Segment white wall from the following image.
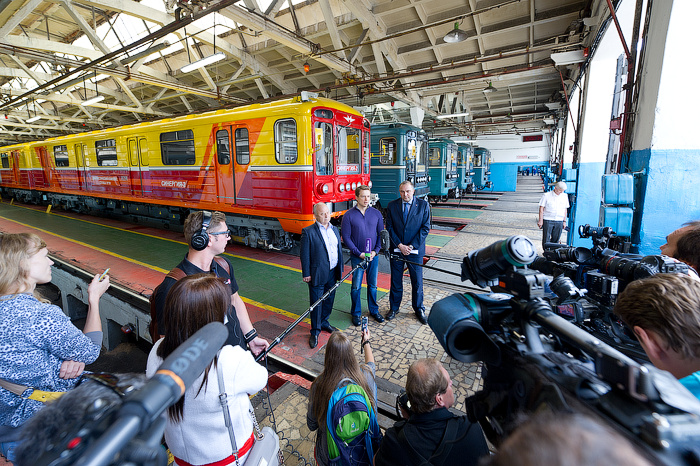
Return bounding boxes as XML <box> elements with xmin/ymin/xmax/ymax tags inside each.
<box><xmin>454</xmin><ymin>134</ymin><xmax>550</xmax><ymax>163</ymax></box>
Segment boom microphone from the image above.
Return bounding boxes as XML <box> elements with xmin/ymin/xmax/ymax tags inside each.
<box><xmin>73</xmin><ymin>322</ymin><xmax>228</xmax><ymax>466</ymax></box>
<box><xmin>380</xmin><ymin>229</ymin><xmax>391</xmax><ymax>255</ymax></box>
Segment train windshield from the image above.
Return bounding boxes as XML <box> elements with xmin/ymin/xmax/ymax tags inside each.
<box><xmin>314</xmin><ymin>122</ymin><xmax>334</xmax><ymax>175</ymax></box>
<box><xmin>446</xmin><ymin>144</ymin><xmax>456</xmax><ymax>173</ymax></box>
<box><xmin>337</xmin><ymin>126</ymin><xmax>361</xmax><ymax>175</ymax></box>
<box><xmin>416</xmin><ymin>136</ymin><xmax>427</xmax><ymax>173</ymax></box>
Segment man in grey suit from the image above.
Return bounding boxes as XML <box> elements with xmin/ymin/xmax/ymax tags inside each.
<box><xmin>385</xmin><ymin>181</ymin><xmax>431</xmax><ymax>324</ymax></box>
<box><xmin>301</xmin><ymin>202</ymin><xmax>343</xmax><ymax>348</ymax></box>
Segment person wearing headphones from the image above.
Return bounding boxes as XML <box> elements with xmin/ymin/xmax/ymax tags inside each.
<box><xmin>152</xmin><ymin>211</ymin><xmax>269</xmax><ymax>356</ymax></box>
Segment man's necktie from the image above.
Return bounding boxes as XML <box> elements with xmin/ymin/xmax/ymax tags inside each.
<box><xmin>403</xmin><ymin>202</ymin><xmax>409</xmax><ymax>222</ymax></box>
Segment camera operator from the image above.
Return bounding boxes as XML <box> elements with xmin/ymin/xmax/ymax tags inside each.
<box><xmin>674</xmin><ymin>223</ymin><xmax>700</xmax><ymax>272</ymax></box>
<box><xmin>479</xmin><ymin>413</ymin><xmax>652</xmax><ymax>466</ymax></box>
<box><xmin>374</xmin><ymin>359</ymin><xmax>489</xmax><ymax>466</ymax></box>
<box><xmin>614</xmin><ymin>273</ymin><xmax>700</xmax><ymax>399</ymax></box>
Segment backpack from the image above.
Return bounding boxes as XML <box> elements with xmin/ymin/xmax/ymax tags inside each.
<box><xmin>326</xmin><ymin>377</ymin><xmax>383</xmax><ymax>466</ymax></box>
<box><xmin>148</xmin><ymin>257</ymin><xmax>231</xmax><ymax>342</ymax></box>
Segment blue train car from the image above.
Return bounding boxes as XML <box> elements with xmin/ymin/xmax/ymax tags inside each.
<box><xmin>370</xmin><ymin>122</ymin><xmax>429</xmax><ymax>207</ymax></box>
<box><xmin>473</xmin><ymin>146</ymin><xmax>493</xmax><ymax>189</ymax></box>
<box><xmin>456</xmin><ymin>143</ymin><xmax>475</xmax><ymax>195</ymax></box>
<box><xmin>428</xmin><ymin>137</ymin><xmax>458</xmax><ymax>202</ymax></box>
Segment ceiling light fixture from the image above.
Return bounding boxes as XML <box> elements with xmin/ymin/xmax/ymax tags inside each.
<box><xmin>436</xmin><ymin>112</ymin><xmax>470</xmax><ymax>119</ymax></box>
<box><xmin>483</xmin><ymin>81</ymin><xmax>498</xmax><ymax>93</ymax></box>
<box><xmin>443</xmin><ymin>22</ymin><xmax>468</xmax><ymax>43</ymax></box>
<box><xmin>303</xmin><ymin>62</ymin><xmax>310</xmax><ymax>73</ymax></box>
<box><xmin>81</xmin><ymin>95</ymin><xmax>105</xmax><ymax>106</ymax></box>
<box><xmin>26</xmin><ymin>115</ymin><xmax>41</xmax><ymax>123</ymax></box>
<box><xmin>181</xmin><ymin>52</ymin><xmax>226</xmax><ymax>73</ymax></box>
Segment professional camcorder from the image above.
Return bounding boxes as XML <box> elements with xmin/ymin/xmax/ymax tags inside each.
<box><xmin>428</xmin><ymin>235</ymin><xmax>700</xmax><ymax>465</ymax></box>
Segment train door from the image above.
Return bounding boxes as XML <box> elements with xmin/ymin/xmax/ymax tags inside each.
<box><xmin>10</xmin><ymin>151</ymin><xmax>20</xmax><ymax>184</ymax></box>
<box><xmin>127</xmin><ymin>137</ymin><xmax>148</xmax><ymax>196</ymax></box>
<box><xmin>406</xmin><ymin>132</ymin><xmax>417</xmax><ymax>178</ymax></box>
<box><xmin>74</xmin><ymin>143</ymin><xmax>89</xmax><ymax>191</ymax></box>
<box><xmin>36</xmin><ymin>146</ymin><xmax>51</xmax><ymax>187</ymax></box>
<box><xmin>217</xmin><ymin>126</ymin><xmax>252</xmax><ymax>206</ymax></box>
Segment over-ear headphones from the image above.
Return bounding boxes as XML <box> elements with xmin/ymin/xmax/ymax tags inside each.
<box><xmin>190</xmin><ymin>211</ymin><xmax>212</xmax><ymax>251</ymax></box>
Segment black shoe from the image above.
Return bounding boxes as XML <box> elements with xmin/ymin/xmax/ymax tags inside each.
<box><xmin>416</xmin><ymin>309</ymin><xmax>428</xmax><ymax>325</ymax></box>
<box><xmin>321</xmin><ymin>324</ymin><xmax>339</xmax><ymax>333</ymax></box>
<box><xmin>352</xmin><ymin>316</ymin><xmax>361</xmax><ymax>326</ymax></box>
<box><xmin>309</xmin><ymin>334</ymin><xmax>318</xmax><ymax>349</ymax></box>
<box><xmin>385</xmin><ymin>310</ymin><xmax>398</xmax><ymax>321</ymax></box>
<box><xmin>371</xmin><ymin>313</ymin><xmax>385</xmax><ymax>323</ymax></box>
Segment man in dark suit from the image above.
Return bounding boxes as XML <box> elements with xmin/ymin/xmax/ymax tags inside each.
<box><xmin>385</xmin><ymin>180</ymin><xmax>431</xmax><ymax>324</ymax></box>
<box><xmin>301</xmin><ymin>202</ymin><xmax>343</xmax><ymax>348</ymax></box>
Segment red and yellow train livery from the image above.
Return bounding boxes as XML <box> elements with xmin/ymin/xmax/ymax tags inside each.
<box><xmin>0</xmin><ymin>93</ymin><xmax>371</xmax><ymax>249</ymax></box>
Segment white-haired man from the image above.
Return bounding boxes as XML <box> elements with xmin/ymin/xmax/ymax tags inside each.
<box><xmin>537</xmin><ymin>181</ymin><xmax>569</xmax><ymax>250</ymax></box>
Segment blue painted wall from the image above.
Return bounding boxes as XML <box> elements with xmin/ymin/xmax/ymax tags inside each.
<box><xmin>629</xmin><ymin>148</ymin><xmax>700</xmax><ymax>255</ymax></box>
<box><xmin>490</xmin><ymin>162</ymin><xmax>519</xmax><ymax>192</ymax></box>
<box><xmin>569</xmin><ymin>162</ymin><xmax>606</xmax><ymax>247</ymax></box>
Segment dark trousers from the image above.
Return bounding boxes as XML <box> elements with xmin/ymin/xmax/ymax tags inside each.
<box><xmin>309</xmin><ymin>272</ymin><xmax>337</xmax><ymax>336</ymax></box>
<box><xmin>542</xmin><ymin>219</ymin><xmax>564</xmax><ymax>249</ymax></box>
<box><xmin>389</xmin><ymin>254</ymin><xmax>424</xmax><ymax>313</ymax></box>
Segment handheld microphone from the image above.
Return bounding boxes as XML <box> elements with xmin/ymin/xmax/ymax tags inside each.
<box><xmin>365</xmin><ymin>238</ymin><xmax>372</xmax><ymax>261</ymax></box>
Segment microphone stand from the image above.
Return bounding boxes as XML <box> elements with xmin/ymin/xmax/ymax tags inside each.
<box><xmin>255</xmin><ymin>261</ymin><xmax>366</xmax><ymax>362</ymax></box>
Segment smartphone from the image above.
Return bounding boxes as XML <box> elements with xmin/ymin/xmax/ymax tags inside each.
<box><xmin>98</xmin><ymin>268</ymin><xmax>110</xmax><ymax>282</ymax></box>
<box><xmin>361</xmin><ymin>316</ymin><xmax>368</xmax><ymax>332</ymax></box>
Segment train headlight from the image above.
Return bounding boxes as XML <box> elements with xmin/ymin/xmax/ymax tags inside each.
<box><xmin>368</xmin><ymin>180</ymin><xmax>373</xmax><ymax>188</ymax></box>
<box><xmin>351</xmin><ymin>182</ymin><xmax>357</xmax><ymax>190</ymax></box>
<box><xmin>318</xmin><ymin>183</ymin><xmax>330</xmax><ymax>194</ymax></box>
<box><xmin>339</xmin><ymin>184</ymin><xmax>345</xmax><ymax>192</ymax></box>
<box><xmin>345</xmin><ymin>182</ymin><xmax>351</xmax><ymax>191</ymax></box>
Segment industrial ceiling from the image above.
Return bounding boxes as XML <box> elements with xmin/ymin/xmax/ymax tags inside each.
<box><xmin>0</xmin><ymin>0</ymin><xmax>614</xmax><ymax>144</ymax></box>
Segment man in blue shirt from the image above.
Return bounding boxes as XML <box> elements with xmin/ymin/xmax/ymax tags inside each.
<box><xmin>341</xmin><ymin>185</ymin><xmax>385</xmax><ymax>325</ymax></box>
<box><xmin>614</xmin><ymin>273</ymin><xmax>700</xmax><ymax>400</ymax></box>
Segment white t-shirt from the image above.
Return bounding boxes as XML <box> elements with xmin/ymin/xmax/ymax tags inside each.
<box><xmin>539</xmin><ymin>190</ymin><xmax>570</xmax><ymax>221</ymax></box>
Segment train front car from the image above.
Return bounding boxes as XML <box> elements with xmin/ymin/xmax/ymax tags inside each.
<box><xmin>472</xmin><ymin>146</ymin><xmax>493</xmax><ymax>190</ymax></box>
<box><xmin>305</xmin><ymin>96</ymin><xmax>371</xmax><ymax>230</ymax></box>
<box><xmin>369</xmin><ymin>122</ymin><xmax>429</xmax><ymax>208</ymax></box>
<box><xmin>427</xmin><ymin>137</ymin><xmax>458</xmax><ymax>202</ymax></box>
<box><xmin>456</xmin><ymin>142</ymin><xmax>475</xmax><ymax>195</ymax></box>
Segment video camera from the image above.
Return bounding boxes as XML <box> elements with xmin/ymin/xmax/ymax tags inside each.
<box><xmin>428</xmin><ymin>235</ymin><xmax>700</xmax><ymax>465</ymax></box>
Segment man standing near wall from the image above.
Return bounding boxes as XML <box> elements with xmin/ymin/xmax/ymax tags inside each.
<box><xmin>537</xmin><ymin>181</ymin><xmax>569</xmax><ymax>250</ymax></box>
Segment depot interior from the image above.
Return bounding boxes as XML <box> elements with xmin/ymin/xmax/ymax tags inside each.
<box><xmin>0</xmin><ymin>0</ymin><xmax>696</xmax><ymax>250</ymax></box>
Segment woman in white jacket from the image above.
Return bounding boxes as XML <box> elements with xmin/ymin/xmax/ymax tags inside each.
<box><xmin>146</xmin><ymin>273</ymin><xmax>268</xmax><ymax>466</ymax></box>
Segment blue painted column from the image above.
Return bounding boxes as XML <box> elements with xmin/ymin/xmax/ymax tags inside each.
<box><xmin>626</xmin><ymin>0</ymin><xmax>700</xmax><ymax>254</ymax></box>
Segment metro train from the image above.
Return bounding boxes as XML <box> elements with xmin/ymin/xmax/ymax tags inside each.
<box><xmin>456</xmin><ymin>142</ymin><xmax>475</xmax><ymax>195</ymax></box>
<box><xmin>472</xmin><ymin>146</ymin><xmax>493</xmax><ymax>189</ymax></box>
<box><xmin>0</xmin><ymin>94</ymin><xmax>371</xmax><ymax>250</ymax></box>
<box><xmin>427</xmin><ymin>137</ymin><xmax>458</xmax><ymax>202</ymax></box>
<box><xmin>369</xmin><ymin>122</ymin><xmax>429</xmax><ymax>207</ymax></box>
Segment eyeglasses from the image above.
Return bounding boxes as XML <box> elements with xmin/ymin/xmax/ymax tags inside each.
<box><xmin>210</xmin><ymin>230</ymin><xmax>231</xmax><ymax>237</ymax></box>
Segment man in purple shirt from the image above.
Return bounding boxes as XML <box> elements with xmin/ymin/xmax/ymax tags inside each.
<box><xmin>341</xmin><ymin>185</ymin><xmax>385</xmax><ymax>325</ymax></box>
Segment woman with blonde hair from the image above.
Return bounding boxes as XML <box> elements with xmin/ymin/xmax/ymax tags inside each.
<box><xmin>307</xmin><ymin>329</ymin><xmax>380</xmax><ymax>465</ymax></box>
<box><xmin>0</xmin><ymin>233</ymin><xmax>110</xmax><ymax>461</ymax></box>
<box><xmin>146</xmin><ymin>273</ymin><xmax>268</xmax><ymax>466</ymax></box>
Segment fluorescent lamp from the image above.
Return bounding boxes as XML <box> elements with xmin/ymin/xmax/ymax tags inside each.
<box><xmin>551</xmin><ymin>50</ymin><xmax>585</xmax><ymax>66</ymax></box>
<box><xmin>81</xmin><ymin>95</ymin><xmax>105</xmax><ymax>106</ymax></box>
<box><xmin>181</xmin><ymin>52</ymin><xmax>226</xmax><ymax>73</ymax></box>
<box><xmin>436</xmin><ymin>112</ymin><xmax>469</xmax><ymax>119</ymax></box>
<box><xmin>26</xmin><ymin>115</ymin><xmax>41</xmax><ymax>123</ymax></box>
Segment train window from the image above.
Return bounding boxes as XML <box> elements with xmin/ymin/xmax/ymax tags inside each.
<box><xmin>379</xmin><ymin>138</ymin><xmax>397</xmax><ymax>165</ymax></box>
<box><xmin>1</xmin><ymin>153</ymin><xmax>8</xmax><ymax>169</ymax></box>
<box><xmin>429</xmin><ymin>147</ymin><xmax>441</xmax><ymax>166</ymax></box>
<box><xmin>314</xmin><ymin>122</ymin><xmax>333</xmax><ymax>175</ymax></box>
<box><xmin>363</xmin><ymin>131</ymin><xmax>370</xmax><ymax>174</ymax></box>
<box><xmin>216</xmin><ymin>130</ymin><xmax>230</xmax><ymax>165</ymax></box>
<box><xmin>95</xmin><ymin>139</ymin><xmax>118</xmax><ymax>167</ymax></box>
<box><xmin>274</xmin><ymin>119</ymin><xmax>297</xmax><ymax>164</ymax></box>
<box><xmin>337</xmin><ymin>127</ymin><xmax>360</xmax><ymax>174</ymax></box>
<box><xmin>161</xmin><ymin>130</ymin><xmax>195</xmax><ymax>165</ymax></box>
<box><xmin>314</xmin><ymin>109</ymin><xmax>333</xmax><ymax>119</ymax></box>
<box><xmin>53</xmin><ymin>145</ymin><xmax>69</xmax><ymax>167</ymax></box>
<box><xmin>235</xmin><ymin>128</ymin><xmax>250</xmax><ymax>165</ymax></box>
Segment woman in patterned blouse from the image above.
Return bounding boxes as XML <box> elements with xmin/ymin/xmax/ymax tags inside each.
<box><xmin>0</xmin><ymin>233</ymin><xmax>110</xmax><ymax>462</ymax></box>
